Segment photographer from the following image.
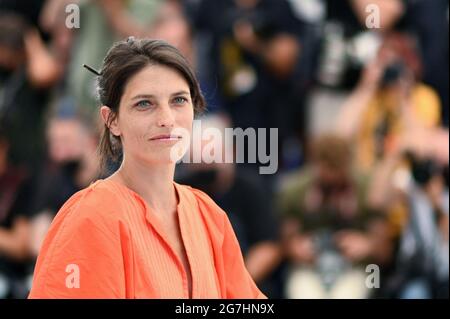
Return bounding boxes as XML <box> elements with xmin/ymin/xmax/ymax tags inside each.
<box><xmin>0</xmin><ymin>11</ymin><xmax>60</xmax><ymax>172</ymax></box>
<box><xmin>194</xmin><ymin>0</ymin><xmax>308</xmax><ymax>161</ymax></box>
<box><xmin>317</xmin><ymin>0</ymin><xmax>406</xmax><ymax>89</ymax></box>
<box><xmin>335</xmin><ymin>32</ymin><xmax>442</xmax><ymax>173</ymax></box>
<box><xmin>369</xmin><ymin>127</ymin><xmax>449</xmax><ymax>298</ymax></box>
<box><xmin>279</xmin><ymin>134</ymin><xmax>392</xmax><ymax>298</ymax></box>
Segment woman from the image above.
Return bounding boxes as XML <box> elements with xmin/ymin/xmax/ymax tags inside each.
<box><xmin>28</xmin><ymin>38</ymin><xmax>266</xmax><ymax>299</ymax></box>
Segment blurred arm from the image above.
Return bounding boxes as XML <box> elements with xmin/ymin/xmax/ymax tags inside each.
<box><xmin>29</xmin><ymin>211</ymin><xmax>53</xmax><ymax>257</ymax></box>
<box><xmin>281</xmin><ymin>218</ymin><xmax>316</xmax><ymax>265</ymax></box>
<box><xmin>245</xmin><ymin>241</ymin><xmax>282</xmax><ymax>283</ymax></box>
<box><xmin>233</xmin><ymin>22</ymin><xmax>301</xmax><ymax>79</ymax></box>
<box><xmin>335</xmin><ymin>60</ymin><xmax>383</xmax><ymax>139</ymax></box>
<box><xmin>334</xmin><ymin>221</ymin><xmax>393</xmax><ymax>265</ymax></box>
<box><xmin>368</xmin><ymin>126</ymin><xmax>446</xmax><ymax>210</ymax></box>
<box><xmin>367</xmin><ymin>147</ymin><xmax>404</xmax><ymax>210</ymax></box>
<box><xmin>24</xmin><ymin>29</ymin><xmax>63</xmax><ymax>89</ymax></box>
<box><xmin>97</xmin><ymin>0</ymin><xmax>151</xmax><ymax>38</ymax></box>
<box><xmin>0</xmin><ymin>217</ymin><xmax>31</xmax><ymax>261</ymax></box>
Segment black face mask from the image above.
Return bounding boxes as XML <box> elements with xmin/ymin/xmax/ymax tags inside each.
<box><xmin>61</xmin><ymin>160</ymin><xmax>81</xmax><ymax>179</ymax></box>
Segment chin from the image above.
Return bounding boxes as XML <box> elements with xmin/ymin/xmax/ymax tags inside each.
<box><xmin>142</xmin><ymin>153</ymin><xmax>184</xmax><ymax>166</ymax></box>
<box><xmin>135</xmin><ymin>142</ymin><xmax>188</xmax><ymax>165</ymax></box>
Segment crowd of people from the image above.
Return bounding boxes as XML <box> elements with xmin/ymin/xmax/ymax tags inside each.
<box><xmin>0</xmin><ymin>0</ymin><xmax>448</xmax><ymax>299</ymax></box>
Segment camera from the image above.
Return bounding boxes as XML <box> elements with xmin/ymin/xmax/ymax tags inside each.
<box><xmin>405</xmin><ymin>152</ymin><xmax>443</xmax><ymax>186</ymax></box>
<box><xmin>381</xmin><ymin>61</ymin><xmax>406</xmax><ymax>86</ymax></box>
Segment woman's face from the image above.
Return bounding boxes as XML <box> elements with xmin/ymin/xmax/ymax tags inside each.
<box><xmin>105</xmin><ymin>64</ymin><xmax>194</xmax><ymax>165</ymax></box>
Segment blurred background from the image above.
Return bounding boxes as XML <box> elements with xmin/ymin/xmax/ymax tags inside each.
<box><xmin>0</xmin><ymin>0</ymin><xmax>448</xmax><ymax>299</ymax></box>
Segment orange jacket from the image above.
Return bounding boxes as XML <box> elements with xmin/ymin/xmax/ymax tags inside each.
<box><xmin>28</xmin><ymin>179</ymin><xmax>266</xmax><ymax>299</ymax></box>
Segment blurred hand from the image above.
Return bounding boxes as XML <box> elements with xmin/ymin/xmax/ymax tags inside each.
<box><xmin>233</xmin><ymin>20</ymin><xmax>260</xmax><ymax>54</ymax></box>
<box><xmin>286</xmin><ymin>234</ymin><xmax>316</xmax><ymax>265</ymax></box>
<box><xmin>431</xmin><ymin>129</ymin><xmax>450</xmax><ymax>165</ymax></box>
<box><xmin>334</xmin><ymin>231</ymin><xmax>373</xmax><ymax>262</ymax></box>
<box><xmin>395</xmin><ymin>127</ymin><xmax>434</xmax><ymax>160</ymax></box>
<box><xmin>425</xmin><ymin>175</ymin><xmax>445</xmax><ymax>208</ymax></box>
<box><xmin>39</xmin><ymin>0</ymin><xmax>74</xmax><ymax>32</ymax></box>
<box><xmin>24</xmin><ymin>28</ymin><xmax>62</xmax><ymax>88</ymax></box>
<box><xmin>359</xmin><ymin>59</ymin><xmax>385</xmax><ymax>90</ymax></box>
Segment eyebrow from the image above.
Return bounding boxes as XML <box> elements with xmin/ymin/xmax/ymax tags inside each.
<box><xmin>130</xmin><ymin>91</ymin><xmax>190</xmax><ymax>100</ymax></box>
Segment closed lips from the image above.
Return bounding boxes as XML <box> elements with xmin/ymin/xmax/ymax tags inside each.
<box><xmin>149</xmin><ymin>135</ymin><xmax>182</xmax><ymax>140</ymax></box>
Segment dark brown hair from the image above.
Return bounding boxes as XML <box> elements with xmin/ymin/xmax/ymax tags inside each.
<box><xmin>95</xmin><ymin>37</ymin><xmax>206</xmax><ymax>169</ymax></box>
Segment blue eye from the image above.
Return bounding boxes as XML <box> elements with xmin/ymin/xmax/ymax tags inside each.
<box><xmin>136</xmin><ymin>100</ymin><xmax>152</xmax><ymax>109</ymax></box>
<box><xmin>173</xmin><ymin>97</ymin><xmax>188</xmax><ymax>105</ymax></box>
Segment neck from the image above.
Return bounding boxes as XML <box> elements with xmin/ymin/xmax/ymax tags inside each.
<box><xmin>111</xmin><ymin>155</ymin><xmax>178</xmax><ymax>216</ymax></box>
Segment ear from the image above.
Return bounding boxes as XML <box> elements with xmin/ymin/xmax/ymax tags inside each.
<box><xmin>100</xmin><ymin>106</ymin><xmax>121</xmax><ymax>137</ymax></box>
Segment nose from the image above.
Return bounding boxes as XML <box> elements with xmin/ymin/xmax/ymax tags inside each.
<box><xmin>156</xmin><ymin>104</ymin><xmax>175</xmax><ymax>128</ymax></box>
